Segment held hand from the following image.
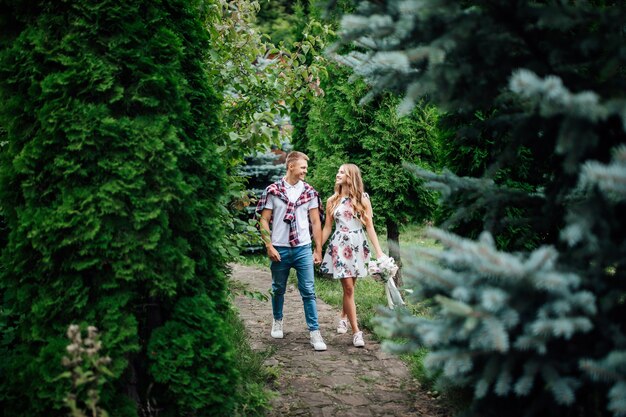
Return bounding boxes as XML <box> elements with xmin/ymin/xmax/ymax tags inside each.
<box><xmin>313</xmin><ymin>250</ymin><xmax>322</xmax><ymax>265</ymax></box>
<box><xmin>267</xmin><ymin>246</ymin><xmax>281</xmax><ymax>262</ymax></box>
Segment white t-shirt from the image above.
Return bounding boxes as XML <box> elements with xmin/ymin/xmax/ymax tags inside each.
<box><xmin>265</xmin><ymin>180</ymin><xmax>319</xmax><ymax>247</ymax></box>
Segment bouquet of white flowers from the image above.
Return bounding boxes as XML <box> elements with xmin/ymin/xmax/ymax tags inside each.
<box><xmin>368</xmin><ymin>255</ymin><xmax>404</xmax><ymax>309</ymax></box>
<box><xmin>368</xmin><ymin>255</ymin><xmax>399</xmax><ymax>282</ymax></box>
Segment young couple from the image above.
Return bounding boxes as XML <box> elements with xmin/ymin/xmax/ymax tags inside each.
<box><xmin>256</xmin><ymin>151</ymin><xmax>385</xmax><ymax>351</ymax></box>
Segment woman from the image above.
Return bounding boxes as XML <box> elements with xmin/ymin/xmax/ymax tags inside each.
<box><xmin>320</xmin><ymin>164</ymin><xmax>385</xmax><ymax>347</ymax></box>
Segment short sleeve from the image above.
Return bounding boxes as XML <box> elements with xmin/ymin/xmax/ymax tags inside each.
<box><xmin>265</xmin><ymin>194</ymin><xmax>275</xmax><ymax>209</ymax></box>
<box><xmin>308</xmin><ymin>197</ymin><xmax>319</xmax><ymax>210</ymax></box>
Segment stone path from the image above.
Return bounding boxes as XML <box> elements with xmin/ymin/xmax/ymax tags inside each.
<box><xmin>230</xmin><ymin>264</ymin><xmax>447</xmax><ymax>417</ymax></box>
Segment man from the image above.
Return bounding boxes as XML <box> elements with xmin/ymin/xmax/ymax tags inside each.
<box><xmin>256</xmin><ymin>151</ymin><xmax>327</xmax><ymax>351</ymax></box>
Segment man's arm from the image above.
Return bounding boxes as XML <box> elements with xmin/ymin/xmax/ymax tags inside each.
<box><xmin>259</xmin><ymin>208</ymin><xmax>281</xmax><ymax>262</ymax></box>
<box><xmin>309</xmin><ymin>207</ymin><xmax>322</xmax><ymax>265</ymax></box>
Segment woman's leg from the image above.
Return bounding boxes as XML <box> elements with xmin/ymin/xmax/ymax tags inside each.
<box><xmin>340</xmin><ymin>306</ymin><xmax>347</xmax><ymax>320</ymax></box>
<box><xmin>341</xmin><ymin>277</ymin><xmax>359</xmax><ymax>333</ymax></box>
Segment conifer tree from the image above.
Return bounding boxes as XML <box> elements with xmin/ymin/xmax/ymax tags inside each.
<box><xmin>0</xmin><ymin>1</ymin><xmax>239</xmax><ymax>415</ymax></box>
<box><xmin>328</xmin><ymin>1</ymin><xmax>626</xmax><ymax>416</ymax></box>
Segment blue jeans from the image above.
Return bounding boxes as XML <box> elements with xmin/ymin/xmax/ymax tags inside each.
<box><xmin>270</xmin><ymin>244</ymin><xmax>319</xmax><ymax>331</ymax></box>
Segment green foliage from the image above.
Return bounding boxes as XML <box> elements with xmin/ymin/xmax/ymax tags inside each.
<box><xmin>255</xmin><ymin>0</ymin><xmax>299</xmax><ymax>46</ymax></box>
<box><xmin>329</xmin><ymin>1</ymin><xmax>626</xmax><ymax>416</ymax></box>
<box><xmin>379</xmin><ymin>229</ymin><xmax>603</xmax><ymax>415</ymax></box>
<box><xmin>0</xmin><ymin>0</ymin><xmax>239</xmax><ymax>415</ymax></box>
<box><xmin>148</xmin><ymin>295</ymin><xmax>239</xmax><ymax>416</ymax></box>
<box><xmin>401</xmin><ymin>347</ymin><xmax>440</xmax><ymax>396</ymax></box>
<box><xmin>306</xmin><ymin>64</ymin><xmax>441</xmax><ymax>230</ymax></box>
<box><xmin>207</xmin><ymin>0</ymin><xmax>333</xmax><ymax>164</ymax></box>
<box><xmin>435</xmin><ymin>109</ymin><xmax>548</xmax><ymax>251</ymax></box>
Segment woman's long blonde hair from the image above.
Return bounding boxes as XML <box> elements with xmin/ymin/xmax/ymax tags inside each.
<box><xmin>327</xmin><ymin>164</ymin><xmax>368</xmax><ymax>224</ymax></box>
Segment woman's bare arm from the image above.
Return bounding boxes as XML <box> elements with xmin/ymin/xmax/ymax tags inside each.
<box><xmin>363</xmin><ymin>197</ymin><xmax>384</xmax><ymax>258</ymax></box>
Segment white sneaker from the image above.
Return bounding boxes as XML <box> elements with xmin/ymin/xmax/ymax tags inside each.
<box><xmin>337</xmin><ymin>318</ymin><xmax>348</xmax><ymax>334</ymax></box>
<box><xmin>271</xmin><ymin>319</ymin><xmax>283</xmax><ymax>339</ymax></box>
<box><xmin>309</xmin><ymin>330</ymin><xmax>327</xmax><ymax>351</ymax></box>
<box><xmin>353</xmin><ymin>331</ymin><xmax>365</xmax><ymax>347</ymax></box>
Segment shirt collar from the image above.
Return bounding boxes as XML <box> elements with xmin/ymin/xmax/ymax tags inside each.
<box><xmin>282</xmin><ymin>178</ymin><xmax>302</xmax><ymax>189</ymax></box>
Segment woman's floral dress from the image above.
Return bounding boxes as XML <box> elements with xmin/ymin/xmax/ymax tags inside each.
<box><xmin>320</xmin><ymin>197</ymin><xmax>371</xmax><ymax>279</ymax></box>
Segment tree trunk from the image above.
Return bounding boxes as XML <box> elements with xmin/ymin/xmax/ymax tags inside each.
<box><xmin>127</xmin><ymin>297</ymin><xmax>164</xmax><ymax>413</ymax></box>
<box><xmin>386</xmin><ymin>219</ymin><xmax>402</xmax><ymax>286</ymax></box>
<box><xmin>125</xmin><ymin>359</ymin><xmax>141</xmax><ymax>410</ymax></box>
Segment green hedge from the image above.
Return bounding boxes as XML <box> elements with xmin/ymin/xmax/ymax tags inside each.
<box><xmin>0</xmin><ymin>1</ymin><xmax>238</xmax><ymax>415</ymax></box>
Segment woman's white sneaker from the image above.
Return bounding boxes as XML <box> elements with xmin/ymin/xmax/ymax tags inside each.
<box><xmin>353</xmin><ymin>331</ymin><xmax>365</xmax><ymax>347</ymax></box>
<box><xmin>271</xmin><ymin>319</ymin><xmax>284</xmax><ymax>339</ymax></box>
<box><xmin>337</xmin><ymin>318</ymin><xmax>348</xmax><ymax>334</ymax></box>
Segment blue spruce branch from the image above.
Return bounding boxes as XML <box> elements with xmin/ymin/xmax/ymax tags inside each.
<box><xmin>375</xmin><ymin>226</ymin><xmax>597</xmax><ymax>405</ymax></box>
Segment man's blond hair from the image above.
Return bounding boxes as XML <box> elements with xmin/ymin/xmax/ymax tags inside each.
<box><xmin>285</xmin><ymin>151</ymin><xmax>309</xmax><ymax>168</ymax></box>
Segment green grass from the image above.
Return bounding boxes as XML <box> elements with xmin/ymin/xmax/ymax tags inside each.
<box><xmin>234</xmin><ymin>252</ymin><xmax>268</xmax><ymax>268</ymax></box>
<box><xmin>314</xmin><ymin>276</ymin><xmax>390</xmax><ymax>334</ymax></box>
<box><xmin>225</xmin><ymin>284</ymin><xmax>277</xmax><ymax>416</ymax></box>
<box><xmin>377</xmin><ymin>222</ymin><xmax>441</xmax><ymax>253</ymax></box>
<box><xmin>401</xmin><ymin>347</ymin><xmax>437</xmax><ymax>388</ymax></box>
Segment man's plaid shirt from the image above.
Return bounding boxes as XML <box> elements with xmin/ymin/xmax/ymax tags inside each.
<box><xmin>256</xmin><ymin>179</ymin><xmax>323</xmax><ymax>247</ymax></box>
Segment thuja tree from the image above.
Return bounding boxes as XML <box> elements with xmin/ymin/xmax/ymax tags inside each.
<box><xmin>0</xmin><ymin>1</ymin><xmax>240</xmax><ymax>416</ymax></box>
<box><xmin>306</xmin><ymin>63</ymin><xmax>441</xmax><ymax>276</ymax></box>
<box><xmin>328</xmin><ymin>1</ymin><xmax>626</xmax><ymax>416</ymax></box>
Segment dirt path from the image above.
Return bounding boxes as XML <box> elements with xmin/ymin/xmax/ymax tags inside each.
<box><xmin>230</xmin><ymin>263</ymin><xmax>447</xmax><ymax>417</ymax></box>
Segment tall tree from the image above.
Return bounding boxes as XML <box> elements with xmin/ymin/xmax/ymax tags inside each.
<box><xmin>328</xmin><ymin>1</ymin><xmax>626</xmax><ymax>416</ymax></box>
<box><xmin>306</xmin><ymin>64</ymin><xmax>441</xmax><ymax>279</ymax></box>
<box><xmin>0</xmin><ymin>1</ymin><xmax>239</xmax><ymax>415</ymax></box>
